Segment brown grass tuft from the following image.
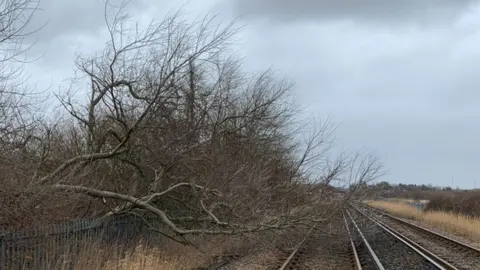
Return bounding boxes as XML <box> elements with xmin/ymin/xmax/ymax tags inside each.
<box><xmin>368</xmin><ymin>200</ymin><xmax>480</xmax><ymax>241</ymax></box>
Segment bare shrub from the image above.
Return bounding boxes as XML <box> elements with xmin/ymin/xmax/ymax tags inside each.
<box><xmin>425</xmin><ymin>191</ymin><xmax>480</xmax><ymax>218</ymax></box>
<box><xmin>0</xmin><ymin>0</ymin><xmax>43</xmax><ymax>141</ymax></box>
<box><xmin>0</xmin><ymin>0</ymin><xmax>50</xmax><ymax>230</ymax></box>
<box><xmin>1</xmin><ymin>1</ymin><xmax>383</xmax><ymax>239</ymax></box>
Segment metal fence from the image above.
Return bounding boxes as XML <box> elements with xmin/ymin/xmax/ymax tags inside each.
<box><xmin>0</xmin><ymin>214</ymin><xmax>157</xmax><ymax>270</ymax></box>
<box><xmin>406</xmin><ymin>201</ymin><xmax>426</xmax><ymax>210</ymax></box>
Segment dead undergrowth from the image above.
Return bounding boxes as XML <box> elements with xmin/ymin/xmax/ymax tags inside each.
<box><xmin>368</xmin><ymin>200</ymin><xmax>480</xmax><ymax>242</ymax></box>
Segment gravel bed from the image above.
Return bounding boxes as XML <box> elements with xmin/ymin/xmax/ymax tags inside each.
<box><xmin>265</xmin><ymin>214</ymin><xmax>357</xmax><ymax>270</ymax></box>
<box><xmin>300</xmin><ymin>214</ymin><xmax>356</xmax><ymax>270</ymax></box>
<box><xmin>367</xmin><ymin>208</ymin><xmax>480</xmax><ymax>270</ymax></box>
<box><xmin>344</xmin><ymin>213</ymin><xmax>378</xmax><ymax>270</ymax></box>
<box><xmin>351</xmin><ymin>240</ymin><xmax>377</xmax><ymax>270</ymax></box>
<box><xmin>217</xmin><ymin>250</ymin><xmax>280</xmax><ymax>270</ymax></box>
<box><xmin>349</xmin><ymin>209</ymin><xmax>438</xmax><ymax>270</ymax></box>
<box><xmin>300</xmin><ymin>233</ymin><xmax>352</xmax><ymax>269</ymax></box>
<box><xmin>212</xmin><ymin>213</ymin><xmax>359</xmax><ymax>269</ymax></box>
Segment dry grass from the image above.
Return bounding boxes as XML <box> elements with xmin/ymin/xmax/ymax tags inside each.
<box><xmin>80</xmin><ymin>246</ymin><xmax>201</xmax><ymax>269</ymax></box>
<box><xmin>7</xmin><ymin>223</ymin><xmax>309</xmax><ymax>269</ymax></box>
<box><xmin>368</xmin><ymin>200</ymin><xmax>480</xmax><ymax>241</ymax></box>
<box><xmin>51</xmin><ymin>239</ymin><xmax>209</xmax><ymax>270</ymax></box>
<box><xmin>30</xmin><ymin>231</ymin><xmax>284</xmax><ymax>270</ymax></box>
<box><xmin>365</xmin><ymin>198</ymin><xmax>428</xmax><ymax>204</ymax></box>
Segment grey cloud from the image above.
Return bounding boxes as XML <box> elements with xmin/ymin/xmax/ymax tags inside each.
<box><xmin>29</xmin><ymin>0</ymin><xmax>152</xmax><ymax>42</ymax></box>
<box><xmin>24</xmin><ymin>0</ymin><xmax>116</xmax><ymax>68</ymax></box>
<box><xmin>23</xmin><ymin>0</ymin><xmax>222</xmax><ymax>88</ymax></box>
<box><xmin>24</xmin><ymin>0</ymin><xmax>157</xmax><ymax>73</ymax></box>
<box><xmin>335</xmin><ymin>115</ymin><xmax>480</xmax><ymax>188</ymax></box>
<box><xmin>232</xmin><ymin>0</ymin><xmax>479</xmax><ymax>26</ymax></box>
<box><xmin>27</xmin><ymin>0</ymin><xmax>105</xmax><ymax>47</ymax></box>
<box><xmin>236</xmin><ymin>12</ymin><xmax>480</xmax><ymax>187</ymax></box>
<box><xmin>17</xmin><ymin>0</ymin><xmax>480</xmax><ymax>188</ymax></box>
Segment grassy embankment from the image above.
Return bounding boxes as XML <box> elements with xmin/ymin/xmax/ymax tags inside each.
<box><xmin>367</xmin><ymin>200</ymin><xmax>480</xmax><ymax>241</ymax></box>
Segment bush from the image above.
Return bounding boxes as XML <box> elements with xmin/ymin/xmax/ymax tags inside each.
<box><xmin>424</xmin><ymin>191</ymin><xmax>480</xmax><ymax>217</ymax></box>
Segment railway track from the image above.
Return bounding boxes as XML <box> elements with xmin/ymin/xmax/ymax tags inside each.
<box><xmin>276</xmin><ymin>223</ymin><xmax>321</xmax><ymax>270</ymax></box>
<box><xmin>276</xmin><ymin>214</ymin><xmax>354</xmax><ymax>270</ymax></box>
<box><xmin>361</xmin><ymin>204</ymin><xmax>480</xmax><ymax>270</ymax></box>
<box><xmin>343</xmin><ymin>210</ymin><xmax>382</xmax><ymax>270</ymax></box>
<box><xmin>346</xmin><ymin>206</ymin><xmax>451</xmax><ymax>269</ymax></box>
<box><xmin>211</xmin><ymin>204</ymin><xmax>480</xmax><ymax>269</ymax></box>
<box><xmin>278</xmin><ymin>204</ymin><xmax>459</xmax><ymax>270</ymax></box>
<box><xmin>276</xmin><ymin>235</ymin><xmax>317</xmax><ymax>270</ymax></box>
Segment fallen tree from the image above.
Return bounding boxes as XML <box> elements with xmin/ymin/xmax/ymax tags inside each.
<box><xmin>2</xmin><ymin>1</ymin><xmax>383</xmax><ymax>235</ymax></box>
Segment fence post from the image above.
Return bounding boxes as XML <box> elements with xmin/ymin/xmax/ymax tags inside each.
<box><xmin>0</xmin><ymin>234</ymin><xmax>4</xmax><ymax>270</ymax></box>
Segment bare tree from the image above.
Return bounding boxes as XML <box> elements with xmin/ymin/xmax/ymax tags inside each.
<box><xmin>0</xmin><ymin>0</ymin><xmax>42</xmax><ymax>142</ymax></box>
<box><xmin>6</xmin><ymin>1</ymin><xmax>384</xmax><ymax>235</ymax></box>
<box><xmin>0</xmin><ymin>0</ymin><xmax>57</xmax><ymax>231</ymax></box>
<box><xmin>0</xmin><ymin>0</ymin><xmax>43</xmax><ymax>183</ymax></box>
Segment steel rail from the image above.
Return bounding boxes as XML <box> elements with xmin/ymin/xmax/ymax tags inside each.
<box><xmin>342</xmin><ymin>211</ymin><xmax>362</xmax><ymax>270</ymax></box>
<box><xmin>351</xmin><ymin>205</ymin><xmax>450</xmax><ymax>270</ymax></box>
<box><xmin>345</xmin><ymin>209</ymin><xmax>385</xmax><ymax>270</ymax></box>
<box><xmin>363</xmin><ymin>204</ymin><xmax>480</xmax><ymax>255</ymax></box>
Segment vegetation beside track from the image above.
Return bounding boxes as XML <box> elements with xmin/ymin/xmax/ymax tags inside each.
<box><xmin>367</xmin><ymin>200</ymin><xmax>480</xmax><ymax>242</ymax></box>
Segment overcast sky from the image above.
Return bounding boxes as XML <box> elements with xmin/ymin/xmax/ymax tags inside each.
<box><xmin>22</xmin><ymin>0</ymin><xmax>480</xmax><ymax>188</ymax></box>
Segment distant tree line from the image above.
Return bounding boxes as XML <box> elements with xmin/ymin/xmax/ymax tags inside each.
<box><xmin>350</xmin><ymin>181</ymin><xmax>465</xmax><ymax>200</ymax></box>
